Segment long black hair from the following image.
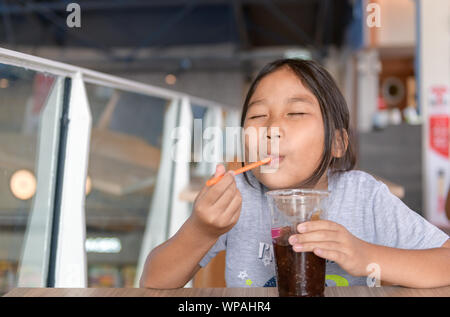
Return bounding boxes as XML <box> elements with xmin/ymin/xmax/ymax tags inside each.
<box><xmin>241</xmin><ymin>58</ymin><xmax>356</xmax><ymax>188</ymax></box>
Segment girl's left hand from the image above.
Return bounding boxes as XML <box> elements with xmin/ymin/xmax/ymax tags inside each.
<box><xmin>288</xmin><ymin>220</ymin><xmax>372</xmax><ymax>277</ymax></box>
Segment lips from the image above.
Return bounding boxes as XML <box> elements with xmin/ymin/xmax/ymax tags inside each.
<box><xmin>267</xmin><ymin>155</ymin><xmax>285</xmax><ymax>167</ymax></box>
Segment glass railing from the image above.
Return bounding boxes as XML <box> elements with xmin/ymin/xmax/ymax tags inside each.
<box><xmin>0</xmin><ymin>47</ymin><xmax>238</xmax><ymax>291</ymax></box>
<box><xmin>0</xmin><ymin>64</ymin><xmax>63</xmax><ymax>294</ymax></box>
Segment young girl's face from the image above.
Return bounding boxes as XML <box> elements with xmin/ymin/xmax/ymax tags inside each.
<box><xmin>243</xmin><ymin>66</ymin><xmax>327</xmax><ymax>190</ymax></box>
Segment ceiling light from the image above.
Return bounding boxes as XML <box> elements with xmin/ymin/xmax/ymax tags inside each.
<box><xmin>10</xmin><ymin>169</ymin><xmax>37</xmax><ymax>200</ymax></box>
<box><xmin>0</xmin><ymin>78</ymin><xmax>9</xmax><ymax>89</ymax></box>
<box><xmin>165</xmin><ymin>74</ymin><xmax>177</xmax><ymax>85</ymax></box>
<box><xmin>85</xmin><ymin>237</ymin><xmax>122</xmax><ymax>253</ymax></box>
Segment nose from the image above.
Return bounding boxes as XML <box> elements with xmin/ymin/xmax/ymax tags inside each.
<box><xmin>265</xmin><ymin>125</ymin><xmax>282</xmax><ymax>156</ymax></box>
<box><xmin>266</xmin><ymin>119</ymin><xmax>283</xmax><ymax>140</ymax></box>
<box><xmin>266</xmin><ymin>130</ymin><xmax>281</xmax><ymax>140</ymax></box>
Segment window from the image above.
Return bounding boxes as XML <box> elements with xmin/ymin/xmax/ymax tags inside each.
<box><xmin>84</xmin><ymin>85</ymin><xmax>168</xmax><ymax>287</ymax></box>
<box><xmin>0</xmin><ymin>47</ymin><xmax>228</xmax><ymax>290</ymax></box>
<box><xmin>0</xmin><ymin>64</ymin><xmax>63</xmax><ymax>294</ymax></box>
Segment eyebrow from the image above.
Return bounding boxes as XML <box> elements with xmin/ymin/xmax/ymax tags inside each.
<box><xmin>247</xmin><ymin>98</ymin><xmax>266</xmax><ymax>108</ymax></box>
<box><xmin>247</xmin><ymin>94</ymin><xmax>316</xmax><ymax>109</ymax></box>
<box><xmin>287</xmin><ymin>95</ymin><xmax>315</xmax><ymax>105</ymax></box>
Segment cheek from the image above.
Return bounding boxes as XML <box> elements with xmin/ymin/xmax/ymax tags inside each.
<box><xmin>243</xmin><ymin>131</ymin><xmax>256</xmax><ymax>162</ymax></box>
<box><xmin>293</xmin><ymin>127</ymin><xmax>324</xmax><ymax>162</ymax></box>
<box><xmin>243</xmin><ymin>125</ymin><xmax>266</xmax><ymax>161</ymax></box>
<box><xmin>281</xmin><ymin>120</ymin><xmax>325</xmax><ymax>181</ymax></box>
<box><xmin>289</xmin><ymin>118</ymin><xmax>324</xmax><ymax>155</ymax></box>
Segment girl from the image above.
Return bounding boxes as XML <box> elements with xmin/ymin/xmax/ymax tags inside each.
<box><xmin>140</xmin><ymin>59</ymin><xmax>450</xmax><ymax>289</ymax></box>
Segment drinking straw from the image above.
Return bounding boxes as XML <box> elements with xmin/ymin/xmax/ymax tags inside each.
<box><xmin>205</xmin><ymin>157</ymin><xmax>271</xmax><ymax>186</ymax></box>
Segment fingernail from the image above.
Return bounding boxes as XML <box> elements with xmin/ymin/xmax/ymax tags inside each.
<box><xmin>288</xmin><ymin>236</ymin><xmax>297</xmax><ymax>245</ymax></box>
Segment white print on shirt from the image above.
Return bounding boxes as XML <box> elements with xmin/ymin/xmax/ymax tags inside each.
<box><xmin>258</xmin><ymin>242</ymin><xmax>274</xmax><ymax>266</ymax></box>
<box><xmin>237</xmin><ymin>271</ymin><xmax>253</xmax><ymax>286</ymax></box>
<box><xmin>262</xmin><ymin>257</ymin><xmax>272</xmax><ymax>266</ymax></box>
<box><xmin>238</xmin><ymin>271</ymin><xmax>248</xmax><ymax>280</ymax></box>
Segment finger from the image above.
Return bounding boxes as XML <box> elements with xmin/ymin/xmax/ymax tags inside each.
<box><xmin>214</xmin><ymin>164</ymin><xmax>226</xmax><ymax>177</ymax></box>
<box><xmin>196</xmin><ymin>165</ymin><xmax>227</xmax><ymax>202</ymax></box>
<box><xmin>312</xmin><ymin>248</ymin><xmax>344</xmax><ymax>263</ymax></box>
<box><xmin>229</xmin><ymin>205</ymin><xmax>242</xmax><ymax>225</ymax></box>
<box><xmin>221</xmin><ymin>190</ymin><xmax>242</xmax><ymax>219</ymax></box>
<box><xmin>289</xmin><ymin>230</ymin><xmax>339</xmax><ymax>245</ymax></box>
<box><xmin>194</xmin><ymin>182</ymin><xmax>210</xmax><ymax>203</ymax></box>
<box><xmin>200</xmin><ymin>164</ymin><xmax>226</xmax><ymax>202</ymax></box>
<box><xmin>204</xmin><ymin>171</ymin><xmax>236</xmax><ymax>205</ymax></box>
<box><xmin>297</xmin><ymin>220</ymin><xmax>341</xmax><ymax>233</ymax></box>
<box><xmin>211</xmin><ymin>180</ymin><xmax>238</xmax><ymax>210</ymax></box>
<box><xmin>291</xmin><ymin>241</ymin><xmax>341</xmax><ymax>253</ymax></box>
<box><xmin>218</xmin><ymin>195</ymin><xmax>241</xmax><ymax>227</ymax></box>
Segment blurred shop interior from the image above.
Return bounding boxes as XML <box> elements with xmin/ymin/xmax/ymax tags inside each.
<box><xmin>0</xmin><ymin>0</ymin><xmax>449</xmax><ymax>293</ymax></box>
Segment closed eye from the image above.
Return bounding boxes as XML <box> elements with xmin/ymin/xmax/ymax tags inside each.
<box><xmin>288</xmin><ymin>112</ymin><xmax>306</xmax><ymax>116</ymax></box>
<box><xmin>248</xmin><ymin>115</ymin><xmax>266</xmax><ymax>119</ymax></box>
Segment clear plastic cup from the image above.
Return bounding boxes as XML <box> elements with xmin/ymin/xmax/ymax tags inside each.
<box><xmin>266</xmin><ymin>189</ymin><xmax>330</xmax><ymax>297</ymax></box>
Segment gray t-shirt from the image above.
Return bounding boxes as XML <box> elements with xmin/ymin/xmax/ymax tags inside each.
<box><xmin>199</xmin><ymin>169</ymin><xmax>449</xmax><ymax>287</ymax></box>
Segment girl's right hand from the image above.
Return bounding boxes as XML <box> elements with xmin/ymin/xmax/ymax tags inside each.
<box><xmin>189</xmin><ymin>164</ymin><xmax>242</xmax><ymax>239</ymax></box>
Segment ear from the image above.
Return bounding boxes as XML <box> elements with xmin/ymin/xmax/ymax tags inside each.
<box><xmin>332</xmin><ymin>129</ymin><xmax>349</xmax><ymax>159</ymax></box>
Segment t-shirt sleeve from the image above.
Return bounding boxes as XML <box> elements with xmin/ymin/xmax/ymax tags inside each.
<box><xmin>198</xmin><ymin>232</ymin><xmax>227</xmax><ymax>268</ymax></box>
<box><xmin>372</xmin><ymin>183</ymin><xmax>449</xmax><ymax>249</ymax></box>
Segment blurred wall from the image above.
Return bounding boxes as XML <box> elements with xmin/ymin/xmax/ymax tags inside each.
<box><xmin>358</xmin><ymin>123</ymin><xmax>423</xmax><ymax>214</ymax></box>
<box><xmin>124</xmin><ymin>70</ymin><xmax>245</xmax><ymax>109</ymax></box>
<box><xmin>376</xmin><ymin>0</ymin><xmax>416</xmax><ymax>47</ymax></box>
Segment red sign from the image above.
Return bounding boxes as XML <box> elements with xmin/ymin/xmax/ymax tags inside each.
<box><xmin>430</xmin><ymin>86</ymin><xmax>449</xmax><ymax>107</ymax></box>
<box><xmin>429</xmin><ymin>115</ymin><xmax>449</xmax><ymax>157</ymax></box>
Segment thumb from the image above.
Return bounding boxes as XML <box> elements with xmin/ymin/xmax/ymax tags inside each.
<box><xmin>214</xmin><ymin>164</ymin><xmax>226</xmax><ymax>177</ymax></box>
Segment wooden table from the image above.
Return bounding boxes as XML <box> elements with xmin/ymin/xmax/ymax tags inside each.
<box><xmin>4</xmin><ymin>286</ymin><xmax>450</xmax><ymax>297</ymax></box>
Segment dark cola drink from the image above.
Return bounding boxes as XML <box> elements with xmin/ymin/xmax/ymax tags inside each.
<box><xmin>272</xmin><ymin>225</ymin><xmax>326</xmax><ymax>297</ymax></box>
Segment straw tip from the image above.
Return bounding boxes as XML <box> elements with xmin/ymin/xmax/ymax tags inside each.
<box><xmin>262</xmin><ymin>157</ymin><xmax>271</xmax><ymax>164</ymax></box>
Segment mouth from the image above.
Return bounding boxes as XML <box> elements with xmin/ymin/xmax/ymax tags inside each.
<box><xmin>266</xmin><ymin>154</ymin><xmax>285</xmax><ymax>168</ymax></box>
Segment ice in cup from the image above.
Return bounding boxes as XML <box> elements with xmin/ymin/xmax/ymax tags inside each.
<box><xmin>266</xmin><ymin>189</ymin><xmax>330</xmax><ymax>297</ymax></box>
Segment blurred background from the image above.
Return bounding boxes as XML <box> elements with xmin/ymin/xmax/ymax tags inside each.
<box><xmin>0</xmin><ymin>0</ymin><xmax>448</xmax><ymax>293</ymax></box>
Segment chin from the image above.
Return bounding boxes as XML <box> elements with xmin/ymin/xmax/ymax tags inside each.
<box><xmin>256</xmin><ymin>172</ymin><xmax>299</xmax><ymax>190</ymax></box>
